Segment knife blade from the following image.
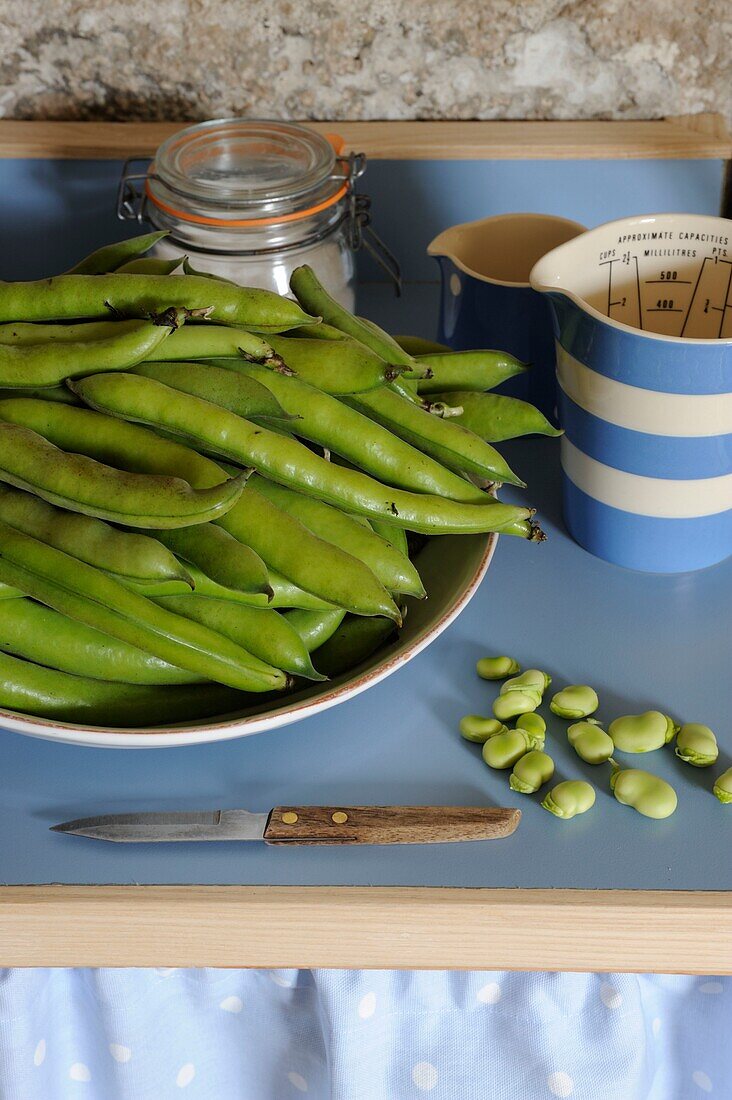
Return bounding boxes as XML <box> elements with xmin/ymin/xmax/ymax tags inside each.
<box><xmin>51</xmin><ymin>805</ymin><xmax>520</xmax><ymax>845</ymax></box>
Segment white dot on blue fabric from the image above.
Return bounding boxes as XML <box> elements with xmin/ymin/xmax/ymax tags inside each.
<box><xmin>547</xmin><ymin>1070</ymin><xmax>574</xmax><ymax>1097</ymax></box>
<box><xmin>358</xmin><ymin>992</ymin><xmax>376</xmax><ymax>1019</ymax></box>
<box><xmin>176</xmin><ymin>1063</ymin><xmax>195</xmax><ymax>1088</ymax></box>
<box><xmin>220</xmin><ymin>996</ymin><xmax>243</xmax><ymax>1013</ymax></box>
<box><xmin>477</xmin><ymin>981</ymin><xmax>502</xmax><ymax>1004</ymax></box>
<box><xmin>692</xmin><ymin>1070</ymin><xmax>713</xmax><ymax>1092</ymax></box>
<box><xmin>269</xmin><ymin>972</ymin><xmax>296</xmax><ymax>988</ymax></box>
<box><xmin>287</xmin><ymin>1071</ymin><xmax>308</xmax><ymax>1092</ymax></box>
<box><xmin>600</xmin><ymin>983</ymin><xmax>623</xmax><ymax>1009</ymax></box>
<box><xmin>69</xmin><ymin>1063</ymin><xmax>91</xmax><ymax>1082</ymax></box>
<box><xmin>652</xmin><ymin>1017</ymin><xmax>662</xmax><ymax>1037</ymax></box>
<box><xmin>699</xmin><ymin>982</ymin><xmax>723</xmax><ymax>995</ymax></box>
<box><xmin>412</xmin><ymin>1062</ymin><xmax>438</xmax><ymax>1091</ymax></box>
<box><xmin>33</xmin><ymin>1040</ymin><xmax>46</xmax><ymax>1067</ymax></box>
<box><xmin>109</xmin><ymin>1044</ymin><xmax>131</xmax><ymax>1063</ymax></box>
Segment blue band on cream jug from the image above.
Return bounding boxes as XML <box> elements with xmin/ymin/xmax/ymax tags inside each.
<box><xmin>530</xmin><ymin>213</ymin><xmax>732</xmax><ymax>574</ymax></box>
<box><xmin>428</xmin><ymin>213</ymin><xmax>586</xmax><ymax>421</ymax></box>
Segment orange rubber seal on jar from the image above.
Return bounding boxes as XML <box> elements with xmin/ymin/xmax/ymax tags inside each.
<box><xmin>144</xmin><ymin>179</ymin><xmax>349</xmax><ymax>228</ymax></box>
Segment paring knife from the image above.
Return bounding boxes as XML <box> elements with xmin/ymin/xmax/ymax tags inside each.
<box><xmin>51</xmin><ymin>805</ymin><xmax>520</xmax><ymax>845</ymax></box>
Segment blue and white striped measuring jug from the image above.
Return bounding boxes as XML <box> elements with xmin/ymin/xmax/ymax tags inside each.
<box><xmin>530</xmin><ymin>213</ymin><xmax>732</xmax><ymax>573</ymax></box>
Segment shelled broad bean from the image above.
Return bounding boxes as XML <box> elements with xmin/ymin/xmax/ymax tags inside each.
<box><xmin>0</xmin><ymin>243</ymin><xmax>555</xmax><ymax>727</ymax></box>
<box><xmin>461</xmin><ymin>651</ymin><xmax>728</xmax><ymax>822</ymax></box>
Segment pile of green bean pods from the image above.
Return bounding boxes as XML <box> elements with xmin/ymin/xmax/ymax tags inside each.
<box><xmin>0</xmin><ymin>234</ymin><xmax>554</xmax><ymax>728</ymax></box>
<box><xmin>461</xmin><ymin>655</ymin><xmax>729</xmax><ymax>819</ymax></box>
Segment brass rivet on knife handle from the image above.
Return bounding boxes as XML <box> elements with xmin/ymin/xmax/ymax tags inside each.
<box><xmin>263</xmin><ymin>806</ymin><xmax>520</xmax><ymax>845</ymax></box>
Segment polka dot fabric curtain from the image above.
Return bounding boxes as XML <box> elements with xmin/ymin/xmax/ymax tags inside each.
<box><xmin>0</xmin><ymin>969</ymin><xmax>727</xmax><ymax>1098</ymax></box>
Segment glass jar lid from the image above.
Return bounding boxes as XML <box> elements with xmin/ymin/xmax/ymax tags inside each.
<box><xmin>146</xmin><ymin>119</ymin><xmax>348</xmax><ymax>226</ymax></box>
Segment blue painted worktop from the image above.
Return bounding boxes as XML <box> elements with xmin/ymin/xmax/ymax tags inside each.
<box><xmin>0</xmin><ymin>155</ymin><xmax>729</xmax><ymax>890</ymax></box>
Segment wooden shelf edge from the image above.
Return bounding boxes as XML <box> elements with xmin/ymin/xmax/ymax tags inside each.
<box><xmin>1</xmin><ymin>885</ymin><xmax>730</xmax><ymax>971</ymax></box>
<box><xmin>0</xmin><ymin>115</ymin><xmax>729</xmax><ymax>161</ymax></box>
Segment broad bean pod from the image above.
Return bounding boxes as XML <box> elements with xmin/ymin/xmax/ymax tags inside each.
<box><xmin>134</xmin><ymin>360</ymin><xmax>293</xmax><ymax>423</ymax></box>
<box><xmin>412</xmin><ymin>351</ymin><xmax>528</xmax><ymax>395</ymax></box>
<box><xmin>284</xmin><ymin>608</ymin><xmax>347</xmax><ymax>653</ymax></box>
<box><xmin>0</xmin><ymin>397</ymin><xmax>225</xmax><ymax>488</ymax></box>
<box><xmin>115</xmin><ymin>257</ymin><xmax>183</xmax><ymax>275</ymax></box>
<box><xmin>214</xmin><ymin>360</ymin><xmax>492</xmax><ymax>505</ymax></box>
<box><xmin>0</xmin><ymin>519</ymin><xmax>288</xmax><ymax>693</ymax></box>
<box><xmin>289</xmin><ymin>271</ymin><xmax>426</xmax><ymax>409</ymax></box>
<box><xmin>394</xmin><ymin>335</ymin><xmax>450</xmax><ymax>356</ymax></box>
<box><xmin>71</xmin><ymin>373</ymin><xmax>542</xmax><ymax>538</ymax></box>
<box><xmin>0</xmin><ymin>598</ymin><xmax>201</xmax><ymax>684</ymax></box>
<box><xmin>0</xmin><ymin>317</ymin><xmax>176</xmax><ymax>388</ymax></box>
<box><xmin>249</xmin><ymin>475</ymin><xmax>425</xmax><ymax>598</ymax></box>
<box><xmin>0</xmin><ymin>416</ymin><xmax>248</xmax><ymax>529</ymax></box>
<box><xmin>0</xmin><ymin>649</ymin><xmax>242</xmax><ymax>726</ymax></box>
<box><xmin>62</xmin><ymin>231</ymin><xmax>169</xmax><ymax>275</ymax></box>
<box><xmin>311</xmin><ymin>613</ymin><xmax>399</xmax><ymax>678</ymax></box>
<box><xmin>427</xmin><ymin>391</ymin><xmax>562</xmax><ymax>441</ymax></box>
<box><xmin>368</xmin><ymin>519</ymin><xmax>409</xmax><ymax>557</ymax></box>
<box><xmin>266</xmin><ymin>336</ymin><xmax>405</xmax><ymax>394</ymax></box>
<box><xmin>149</xmin><ymin>524</ymin><xmax>271</xmax><ymax>597</ymax></box>
<box><xmin>140</xmin><ymin>323</ymin><xmax>274</xmax><ymax>363</ymax></box>
<box><xmin>0</xmin><ymin>385</ymin><xmax>80</xmax><ymax>405</ymax></box>
<box><xmin>181</xmin><ymin>257</ymin><xmax>239</xmax><ymax>284</ymax></box>
<box><xmin>136</xmin><ymin>564</ymin><xmax>335</xmax><ymax>611</ymax></box>
<box><xmin>0</xmin><ymin>484</ymin><xmax>192</xmax><ymax>585</ymax></box>
<box><xmin>287</xmin><ymin>321</ymin><xmax>350</xmax><ymax>342</ymax></box>
<box><xmin>266</xmin><ymin>573</ymin><xmax>338</xmax><ymax>611</ymax></box>
<box><xmin>0</xmin><ymin>273</ymin><xmax>315</xmax><ymax>332</ymax></box>
<box><xmin>348</xmin><ymin>386</ymin><xmax>526</xmax><ymax>487</ymax></box>
<box><xmin>291</xmin><ymin>265</ymin><xmax>416</xmax><ymax>373</ymax></box>
<box><xmin>154</xmin><ymin>596</ymin><xmax>324</xmax><ymax>681</ymax></box>
<box><xmin>0</xmin><ymin>404</ymin><xmax>302</xmax><ymax>610</ymax></box>
<box><xmin>216</xmin><ymin>485</ymin><xmax>402</xmax><ymax>621</ymax></box>
<box><xmin>0</xmin><ymin>318</ymin><xmax>273</xmax><ymax>365</ymax></box>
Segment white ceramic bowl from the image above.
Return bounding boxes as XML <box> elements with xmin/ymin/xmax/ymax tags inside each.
<box><xmin>0</xmin><ymin>533</ymin><xmax>496</xmax><ymax>748</ymax></box>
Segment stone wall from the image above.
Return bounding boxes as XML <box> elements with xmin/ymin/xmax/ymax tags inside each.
<box><xmin>0</xmin><ymin>1</ymin><xmax>729</xmax><ymax>123</ymax></box>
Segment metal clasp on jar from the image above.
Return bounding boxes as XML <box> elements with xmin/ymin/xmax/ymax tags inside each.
<box><xmin>335</xmin><ymin>153</ymin><xmax>402</xmax><ymax>295</ymax></box>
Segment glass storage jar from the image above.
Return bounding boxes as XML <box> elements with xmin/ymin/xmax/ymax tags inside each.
<box><xmin>117</xmin><ymin>119</ymin><xmax>400</xmax><ymax>310</ymax></box>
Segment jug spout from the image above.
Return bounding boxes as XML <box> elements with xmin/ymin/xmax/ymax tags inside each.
<box><xmin>429</xmin><ymin>213</ymin><xmax>586</xmax><ymax>287</ymax></box>
<box><xmin>427</xmin><ymin>224</ymin><xmax>474</xmax><ymax>272</ymax></box>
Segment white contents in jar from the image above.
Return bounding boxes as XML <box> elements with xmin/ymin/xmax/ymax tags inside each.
<box><xmin>151</xmin><ymin>232</ymin><xmax>355</xmax><ymax>310</ymax></box>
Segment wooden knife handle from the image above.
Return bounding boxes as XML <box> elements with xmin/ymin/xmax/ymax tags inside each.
<box><xmin>263</xmin><ymin>805</ymin><xmax>520</xmax><ymax>845</ymax></box>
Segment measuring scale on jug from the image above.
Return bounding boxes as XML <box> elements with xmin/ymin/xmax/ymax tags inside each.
<box><xmin>590</xmin><ymin>229</ymin><xmax>731</xmax><ymax>338</ymax></box>
<box><xmin>531</xmin><ymin>213</ymin><xmax>732</xmax><ymax>574</ymax></box>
